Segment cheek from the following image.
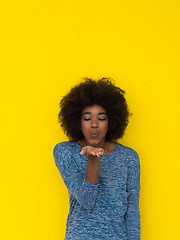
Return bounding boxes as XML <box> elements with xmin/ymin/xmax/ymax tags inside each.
<box><xmin>101</xmin><ymin>122</ymin><xmax>108</xmax><ymax>132</ymax></box>
<box><xmin>104</xmin><ymin>120</ymin><xmax>108</xmax><ymax>129</ymax></box>
<box><xmin>80</xmin><ymin>119</ymin><xmax>85</xmax><ymax>129</ymax></box>
<box><xmin>81</xmin><ymin>121</ymin><xmax>89</xmax><ymax>132</ymax></box>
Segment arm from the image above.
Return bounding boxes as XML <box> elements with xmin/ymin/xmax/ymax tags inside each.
<box><xmin>124</xmin><ymin>152</ymin><xmax>141</xmax><ymax>240</ymax></box>
<box><xmin>53</xmin><ymin>143</ymin><xmax>100</xmax><ymax>210</ymax></box>
<box><xmin>81</xmin><ymin>146</ymin><xmax>103</xmax><ymax>185</ymax></box>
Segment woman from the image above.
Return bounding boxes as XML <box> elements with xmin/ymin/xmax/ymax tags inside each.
<box><xmin>53</xmin><ymin>78</ymin><xmax>141</xmax><ymax>240</ymax></box>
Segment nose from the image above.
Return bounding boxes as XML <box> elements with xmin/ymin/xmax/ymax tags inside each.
<box><xmin>91</xmin><ymin>119</ymin><xmax>98</xmax><ymax>128</ymax></box>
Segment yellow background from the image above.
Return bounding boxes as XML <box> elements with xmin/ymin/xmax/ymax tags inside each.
<box><xmin>0</xmin><ymin>1</ymin><xmax>179</xmax><ymax>239</ymax></box>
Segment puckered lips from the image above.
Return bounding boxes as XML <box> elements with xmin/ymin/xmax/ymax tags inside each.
<box><xmin>90</xmin><ymin>130</ymin><xmax>99</xmax><ymax>138</ymax></box>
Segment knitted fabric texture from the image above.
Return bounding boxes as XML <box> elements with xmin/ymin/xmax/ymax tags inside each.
<box><xmin>53</xmin><ymin>141</ymin><xmax>141</xmax><ymax>240</ymax></box>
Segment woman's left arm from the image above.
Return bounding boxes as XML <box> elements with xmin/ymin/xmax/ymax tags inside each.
<box><xmin>124</xmin><ymin>151</ymin><xmax>141</xmax><ymax>240</ymax></box>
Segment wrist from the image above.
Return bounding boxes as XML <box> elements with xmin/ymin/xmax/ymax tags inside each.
<box><xmin>88</xmin><ymin>154</ymin><xmax>100</xmax><ymax>161</ymax></box>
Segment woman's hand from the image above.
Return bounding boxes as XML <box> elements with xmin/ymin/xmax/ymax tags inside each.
<box><xmin>80</xmin><ymin>146</ymin><xmax>104</xmax><ymax>157</ymax></box>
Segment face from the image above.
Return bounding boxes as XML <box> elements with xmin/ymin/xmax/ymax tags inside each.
<box><xmin>81</xmin><ymin>105</ymin><xmax>108</xmax><ymax>147</ymax></box>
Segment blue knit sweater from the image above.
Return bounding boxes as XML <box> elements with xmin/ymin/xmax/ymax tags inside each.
<box><xmin>53</xmin><ymin>141</ymin><xmax>141</xmax><ymax>240</ymax></box>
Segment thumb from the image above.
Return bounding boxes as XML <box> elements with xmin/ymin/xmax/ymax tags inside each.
<box><xmin>80</xmin><ymin>146</ymin><xmax>87</xmax><ymax>155</ymax></box>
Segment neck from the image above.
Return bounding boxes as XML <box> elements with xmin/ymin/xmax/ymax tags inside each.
<box><xmin>83</xmin><ymin>139</ymin><xmax>107</xmax><ymax>149</ymax></box>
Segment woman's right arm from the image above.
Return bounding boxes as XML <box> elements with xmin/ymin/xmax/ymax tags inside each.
<box><xmin>53</xmin><ymin>143</ymin><xmax>101</xmax><ymax>210</ymax></box>
<box><xmin>81</xmin><ymin>146</ymin><xmax>104</xmax><ymax>185</ymax></box>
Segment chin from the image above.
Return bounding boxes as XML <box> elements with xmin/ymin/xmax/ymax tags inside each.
<box><xmin>87</xmin><ymin>138</ymin><xmax>104</xmax><ymax>147</ymax></box>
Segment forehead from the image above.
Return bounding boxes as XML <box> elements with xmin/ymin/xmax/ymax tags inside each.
<box><xmin>82</xmin><ymin>104</ymin><xmax>107</xmax><ymax>114</ymax></box>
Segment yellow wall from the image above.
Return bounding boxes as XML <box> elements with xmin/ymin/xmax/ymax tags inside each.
<box><xmin>0</xmin><ymin>1</ymin><xmax>179</xmax><ymax>239</ymax></box>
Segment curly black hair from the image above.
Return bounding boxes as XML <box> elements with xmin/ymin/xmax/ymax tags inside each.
<box><xmin>58</xmin><ymin>77</ymin><xmax>131</xmax><ymax>141</ymax></box>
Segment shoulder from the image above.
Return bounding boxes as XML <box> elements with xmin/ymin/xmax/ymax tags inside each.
<box><xmin>116</xmin><ymin>142</ymin><xmax>140</xmax><ymax>167</ymax></box>
<box><xmin>53</xmin><ymin>141</ymin><xmax>78</xmax><ymax>163</ymax></box>
<box><xmin>53</xmin><ymin>141</ymin><xmax>73</xmax><ymax>152</ymax></box>
<box><xmin>53</xmin><ymin>140</ymin><xmax>79</xmax><ymax>153</ymax></box>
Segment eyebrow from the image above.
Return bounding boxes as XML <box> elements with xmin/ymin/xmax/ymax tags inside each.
<box><xmin>82</xmin><ymin>112</ymin><xmax>106</xmax><ymax>115</ymax></box>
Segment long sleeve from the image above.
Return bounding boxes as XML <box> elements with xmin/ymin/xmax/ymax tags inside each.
<box><xmin>53</xmin><ymin>143</ymin><xmax>99</xmax><ymax>210</ymax></box>
<box><xmin>124</xmin><ymin>151</ymin><xmax>141</xmax><ymax>240</ymax></box>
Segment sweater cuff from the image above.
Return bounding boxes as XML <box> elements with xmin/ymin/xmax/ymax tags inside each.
<box><xmin>83</xmin><ymin>178</ymin><xmax>99</xmax><ymax>187</ymax></box>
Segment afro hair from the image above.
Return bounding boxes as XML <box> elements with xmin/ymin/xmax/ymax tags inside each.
<box><xmin>58</xmin><ymin>77</ymin><xmax>131</xmax><ymax>141</ymax></box>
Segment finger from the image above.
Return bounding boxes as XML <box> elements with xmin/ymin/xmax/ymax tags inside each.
<box><xmin>80</xmin><ymin>147</ymin><xmax>87</xmax><ymax>155</ymax></box>
<box><xmin>97</xmin><ymin>150</ymin><xmax>104</xmax><ymax>155</ymax></box>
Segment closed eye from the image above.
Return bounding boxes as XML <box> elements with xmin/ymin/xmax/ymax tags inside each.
<box><xmin>83</xmin><ymin>118</ymin><xmax>106</xmax><ymax>121</ymax></box>
<box><xmin>98</xmin><ymin>118</ymin><xmax>106</xmax><ymax>121</ymax></box>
